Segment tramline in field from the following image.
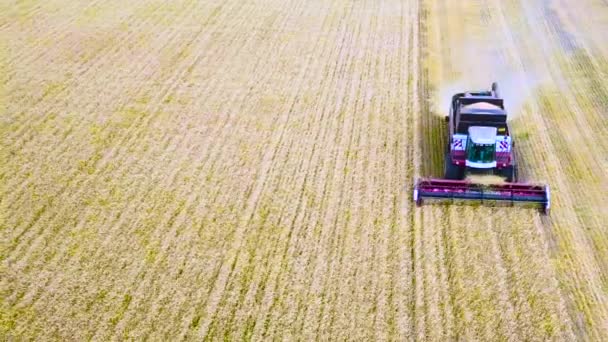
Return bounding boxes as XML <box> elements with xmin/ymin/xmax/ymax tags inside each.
<box><xmin>414</xmin><ymin>83</ymin><xmax>551</xmax><ymax>213</ymax></box>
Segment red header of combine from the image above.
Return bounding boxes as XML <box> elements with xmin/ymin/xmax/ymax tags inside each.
<box><xmin>413</xmin><ymin>178</ymin><xmax>550</xmax><ymax>214</ymax></box>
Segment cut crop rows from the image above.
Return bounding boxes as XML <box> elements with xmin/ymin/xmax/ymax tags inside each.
<box><xmin>1</xmin><ymin>0</ymin><xmax>606</xmax><ymax>340</ymax></box>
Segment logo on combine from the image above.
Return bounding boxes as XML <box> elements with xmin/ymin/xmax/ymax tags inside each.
<box><xmin>452</xmin><ymin>134</ymin><xmax>468</xmax><ymax>151</ymax></box>
<box><xmin>452</xmin><ymin>139</ymin><xmax>465</xmax><ymax>151</ymax></box>
<box><xmin>496</xmin><ymin>136</ymin><xmax>511</xmax><ymax>152</ymax></box>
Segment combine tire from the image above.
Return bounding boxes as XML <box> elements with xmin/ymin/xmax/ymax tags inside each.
<box><xmin>500</xmin><ymin>166</ymin><xmax>516</xmax><ymax>182</ymax></box>
<box><xmin>444</xmin><ymin>154</ymin><xmax>464</xmax><ymax>179</ymax></box>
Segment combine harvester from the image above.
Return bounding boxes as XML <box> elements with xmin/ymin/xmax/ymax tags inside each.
<box><xmin>413</xmin><ymin>83</ymin><xmax>551</xmax><ymax>214</ymax></box>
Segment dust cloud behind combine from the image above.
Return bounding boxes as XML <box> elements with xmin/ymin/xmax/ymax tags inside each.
<box><xmin>436</xmin><ymin>41</ymin><xmax>549</xmax><ymax>119</ymax></box>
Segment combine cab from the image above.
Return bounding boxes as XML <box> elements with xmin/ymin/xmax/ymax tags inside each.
<box><xmin>414</xmin><ymin>83</ymin><xmax>551</xmax><ymax>214</ymax></box>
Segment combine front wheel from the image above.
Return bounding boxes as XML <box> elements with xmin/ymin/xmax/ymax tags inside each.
<box><xmin>500</xmin><ymin>166</ymin><xmax>516</xmax><ymax>182</ymax></box>
<box><xmin>444</xmin><ymin>153</ymin><xmax>464</xmax><ymax>179</ymax></box>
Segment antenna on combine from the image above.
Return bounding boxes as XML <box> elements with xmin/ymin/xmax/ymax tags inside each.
<box><xmin>491</xmin><ymin>82</ymin><xmax>500</xmax><ymax>98</ymax></box>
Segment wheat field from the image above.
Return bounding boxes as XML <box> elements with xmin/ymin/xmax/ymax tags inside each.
<box><xmin>1</xmin><ymin>0</ymin><xmax>607</xmax><ymax>340</ymax></box>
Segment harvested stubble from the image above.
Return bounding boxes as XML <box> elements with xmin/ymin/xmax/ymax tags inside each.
<box><xmin>1</xmin><ymin>0</ymin><xmax>607</xmax><ymax>340</ymax></box>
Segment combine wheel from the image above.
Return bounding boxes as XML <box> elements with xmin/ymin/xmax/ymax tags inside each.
<box><xmin>444</xmin><ymin>153</ymin><xmax>464</xmax><ymax>179</ymax></box>
<box><xmin>500</xmin><ymin>166</ymin><xmax>516</xmax><ymax>182</ymax></box>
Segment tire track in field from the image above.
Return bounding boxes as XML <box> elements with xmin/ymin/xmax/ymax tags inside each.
<box><xmin>2</xmin><ymin>1</ymin><xmax>105</xmax><ymax>66</ymax></box>
<box><xmin>0</xmin><ymin>1</ymin><xmax>215</xmax><ymax>190</ymax></box>
<box><xmin>322</xmin><ymin>1</ymin><xmax>405</xmax><ymax>338</ymax></box>
<box><xmin>3</xmin><ymin>18</ymin><xmax>195</xmax><ymax>262</ymax></box>
<box><xmin>2</xmin><ymin>0</ymin><xmax>164</xmax><ymax>145</ymax></box>
<box><xmin>411</xmin><ymin>0</ymin><xmax>432</xmax><ymax>338</ymax></box>
<box><xmin>134</xmin><ymin>1</ymin><xmax>315</xmax><ymax>338</ymax></box>
<box><xmin>103</xmin><ymin>1</ymin><xmax>307</xmax><ymax>337</ymax></box>
<box><xmin>3</xmin><ymin>0</ymin><xmax>242</xmax><ymax>248</ymax></box>
<box><xmin>0</xmin><ymin>2</ymin><xmax>209</xmax><ymax>182</ymax></box>
<box><xmin>296</xmin><ymin>9</ymin><xmax>364</xmax><ymax>337</ymax></box>
<box><xmin>63</xmin><ymin>0</ymin><xmax>280</xmax><ymax>332</ymax></box>
<box><xmin>0</xmin><ymin>0</ymin><xmax>141</xmax><ymax>198</ymax></box>
<box><xmin>198</xmin><ymin>2</ymin><xmax>310</xmax><ymax>328</ymax></box>
<box><xmin>361</xmin><ymin>2</ymin><xmax>405</xmax><ymax>336</ymax></box>
<box><xmin>218</xmin><ymin>3</ymin><xmax>342</xmax><ymax>340</ymax></box>
<box><xmin>0</xmin><ymin>0</ymin><xmax>203</xmax><ymax>230</ymax></box>
<box><xmin>390</xmin><ymin>0</ymin><xmax>417</xmax><ymax>336</ymax></box>
<box><xmin>257</xmin><ymin>3</ymin><xmax>359</xmax><ymax>338</ymax></box>
<box><xmin>312</xmin><ymin>1</ymin><xmax>379</xmax><ymax>339</ymax></box>
<box><xmin>288</xmin><ymin>6</ymin><xmax>368</xmax><ymax>335</ymax></box>
<box><xmin>408</xmin><ymin>4</ymin><xmax>423</xmax><ymax>340</ymax></box>
<box><xmin>0</xmin><ymin>0</ymin><xmax>256</xmax><ymax>336</ymax></box>
<box><xmin>4</xmin><ymin>0</ymin><xmax>421</xmax><ymax>339</ymax></box>
<box><xmin>191</xmin><ymin>3</ymin><xmax>331</xmax><ymax>339</ymax></box>
<box><xmin>247</xmin><ymin>3</ymin><xmax>361</xmax><ymax>338</ymax></box>
<box><xmin>1</xmin><ymin>0</ymin><xmax>204</xmax><ymax>278</ymax></box>
<box><xmin>1</xmin><ymin>0</ymin><xmax>221</xmax><ymax>268</ymax></box>
<box><xmin>414</xmin><ymin>4</ymin><xmax>446</xmax><ymax>338</ymax></box>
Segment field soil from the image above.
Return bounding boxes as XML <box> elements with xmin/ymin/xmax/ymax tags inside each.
<box><xmin>1</xmin><ymin>0</ymin><xmax>607</xmax><ymax>340</ymax></box>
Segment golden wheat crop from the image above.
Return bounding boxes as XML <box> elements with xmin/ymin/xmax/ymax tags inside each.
<box><xmin>1</xmin><ymin>0</ymin><xmax>607</xmax><ymax>340</ymax></box>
